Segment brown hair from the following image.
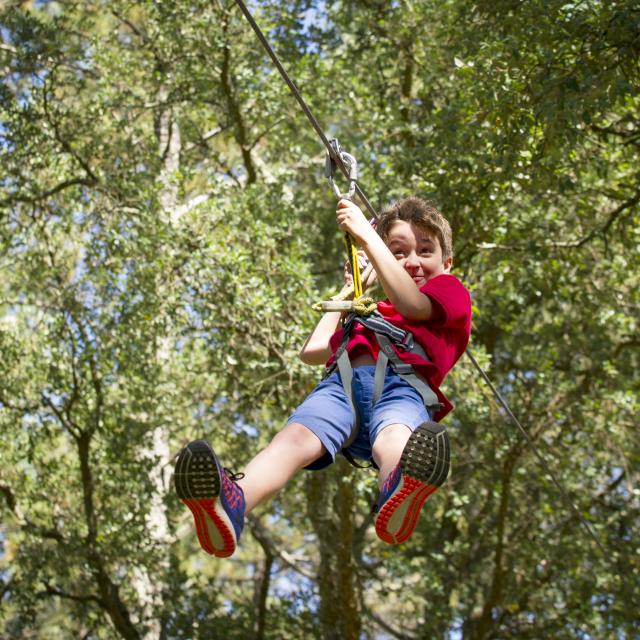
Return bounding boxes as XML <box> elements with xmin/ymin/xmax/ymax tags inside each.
<box><xmin>376</xmin><ymin>197</ymin><xmax>453</xmax><ymax>260</ymax></box>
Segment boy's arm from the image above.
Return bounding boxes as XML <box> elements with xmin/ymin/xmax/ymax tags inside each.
<box><xmin>336</xmin><ymin>199</ymin><xmax>436</xmax><ymax>321</ymax></box>
<box><xmin>299</xmin><ymin>311</ymin><xmax>343</xmax><ymax>365</ymax></box>
<box><xmin>299</xmin><ymin>249</ymin><xmax>373</xmax><ymax>365</ymax></box>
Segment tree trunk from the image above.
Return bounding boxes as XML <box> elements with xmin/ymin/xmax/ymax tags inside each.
<box><xmin>77</xmin><ymin>431</ymin><xmax>141</xmax><ymax>640</ymax></box>
<box><xmin>307</xmin><ymin>459</ymin><xmax>361</xmax><ymax>640</ymax></box>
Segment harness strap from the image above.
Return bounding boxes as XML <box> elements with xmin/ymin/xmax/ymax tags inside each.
<box><xmin>326</xmin><ymin>311</ymin><xmax>414</xmax><ymax>372</ymax></box>
<box><xmin>325</xmin><ymin>312</ymin><xmax>441</xmax><ymax>468</ymax></box>
<box><xmin>371</xmin><ymin>321</ymin><xmax>431</xmax><ymax>405</ymax></box>
<box><xmin>350</xmin><ymin>312</ymin><xmax>409</xmax><ymax>346</ymax></box>
<box><xmin>334</xmin><ymin>342</ymin><xmax>375</xmax><ymax>468</ymax></box>
<box><xmin>342</xmin><ymin>449</ymin><xmax>374</xmax><ymax>469</ymax></box>
<box><xmin>335</xmin><ymin>348</ymin><xmax>358</xmax><ymax>449</ymax></box>
<box><xmin>374</xmin><ymin>333</ymin><xmax>441</xmax><ymax>411</ymax></box>
<box><xmin>373</xmin><ymin>349</ymin><xmax>388</xmax><ymax>406</ymax></box>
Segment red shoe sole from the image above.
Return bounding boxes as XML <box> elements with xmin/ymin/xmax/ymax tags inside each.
<box><xmin>375</xmin><ymin>477</ymin><xmax>439</xmax><ymax>544</ymax></box>
<box><xmin>174</xmin><ymin>440</ymin><xmax>239</xmax><ymax>558</ymax></box>
<box><xmin>182</xmin><ymin>498</ymin><xmax>237</xmax><ymax>558</ymax></box>
<box><xmin>375</xmin><ymin>422</ymin><xmax>449</xmax><ymax>544</ymax></box>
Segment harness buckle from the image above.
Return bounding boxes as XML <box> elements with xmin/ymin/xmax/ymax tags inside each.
<box><xmin>399</xmin><ymin>332</ymin><xmax>415</xmax><ymax>351</ymax></box>
<box><xmin>392</xmin><ymin>362</ymin><xmax>414</xmax><ymax>376</ymax></box>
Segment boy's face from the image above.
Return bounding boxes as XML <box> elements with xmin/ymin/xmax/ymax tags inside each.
<box><xmin>386</xmin><ymin>221</ymin><xmax>452</xmax><ymax>288</ymax></box>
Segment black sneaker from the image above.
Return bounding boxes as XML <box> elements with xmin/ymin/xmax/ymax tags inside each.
<box><xmin>174</xmin><ymin>440</ymin><xmax>246</xmax><ymax>557</ymax></box>
<box><xmin>374</xmin><ymin>422</ymin><xmax>450</xmax><ymax>544</ymax></box>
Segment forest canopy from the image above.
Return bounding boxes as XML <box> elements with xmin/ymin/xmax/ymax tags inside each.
<box><xmin>0</xmin><ymin>1</ymin><xmax>638</xmax><ymax>638</ymax></box>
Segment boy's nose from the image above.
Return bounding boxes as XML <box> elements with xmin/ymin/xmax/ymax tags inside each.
<box><xmin>404</xmin><ymin>252</ymin><xmax>420</xmax><ymax>269</ymax></box>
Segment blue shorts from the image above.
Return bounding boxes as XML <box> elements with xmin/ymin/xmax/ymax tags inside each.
<box><xmin>287</xmin><ymin>366</ymin><xmax>431</xmax><ymax>470</ymax></box>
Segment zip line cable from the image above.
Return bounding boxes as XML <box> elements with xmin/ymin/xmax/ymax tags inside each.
<box><xmin>232</xmin><ymin>0</ymin><xmax>608</xmax><ymax>560</ymax></box>
<box><xmin>234</xmin><ymin>0</ymin><xmax>378</xmax><ymax>221</ymax></box>
<box><xmin>464</xmin><ymin>349</ymin><xmax>607</xmax><ymax>556</ymax></box>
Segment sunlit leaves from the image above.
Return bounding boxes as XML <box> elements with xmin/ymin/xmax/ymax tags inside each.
<box><xmin>1</xmin><ymin>0</ymin><xmax>638</xmax><ymax>638</ymax></box>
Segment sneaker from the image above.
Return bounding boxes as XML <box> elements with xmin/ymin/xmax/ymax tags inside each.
<box><xmin>374</xmin><ymin>422</ymin><xmax>450</xmax><ymax>545</ymax></box>
<box><xmin>174</xmin><ymin>440</ymin><xmax>245</xmax><ymax>558</ymax></box>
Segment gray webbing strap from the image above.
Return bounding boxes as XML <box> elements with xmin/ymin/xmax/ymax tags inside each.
<box><xmin>350</xmin><ymin>312</ymin><xmax>409</xmax><ymax>347</ymax></box>
<box><xmin>325</xmin><ymin>315</ymin><xmax>360</xmax><ymax>450</ymax></box>
<box><xmin>325</xmin><ymin>315</ymin><xmax>355</xmax><ymax>379</ymax></box>
<box><xmin>373</xmin><ymin>333</ymin><xmax>431</xmax><ymax>408</ymax></box>
<box><xmin>336</xmin><ymin>349</ymin><xmax>359</xmax><ymax>449</ymax></box>
<box><xmin>373</xmin><ymin>350</ymin><xmax>389</xmax><ymax>405</ymax></box>
<box><xmin>375</xmin><ymin>334</ymin><xmax>441</xmax><ymax>411</ymax></box>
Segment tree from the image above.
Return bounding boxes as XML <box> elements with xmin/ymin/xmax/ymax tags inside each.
<box><xmin>1</xmin><ymin>1</ymin><xmax>638</xmax><ymax>638</ymax></box>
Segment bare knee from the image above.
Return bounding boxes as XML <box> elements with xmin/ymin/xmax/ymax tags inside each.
<box><xmin>372</xmin><ymin>423</ymin><xmax>411</xmax><ymax>465</ymax></box>
<box><xmin>373</xmin><ymin>423</ymin><xmax>411</xmax><ymax>450</ymax></box>
<box><xmin>271</xmin><ymin>422</ymin><xmax>326</xmax><ymax>465</ymax></box>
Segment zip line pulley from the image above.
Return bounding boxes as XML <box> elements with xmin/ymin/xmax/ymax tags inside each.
<box><xmin>315</xmin><ymin>139</ymin><xmax>376</xmax><ymax>314</ymax></box>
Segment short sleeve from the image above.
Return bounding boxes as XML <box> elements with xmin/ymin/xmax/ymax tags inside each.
<box><xmin>420</xmin><ymin>274</ymin><xmax>471</xmax><ymax>329</ymax></box>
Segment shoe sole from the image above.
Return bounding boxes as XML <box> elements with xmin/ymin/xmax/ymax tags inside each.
<box><xmin>174</xmin><ymin>440</ymin><xmax>237</xmax><ymax>558</ymax></box>
<box><xmin>375</xmin><ymin>422</ymin><xmax>450</xmax><ymax>545</ymax></box>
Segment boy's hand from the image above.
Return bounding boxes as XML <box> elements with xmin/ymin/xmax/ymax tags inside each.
<box><xmin>336</xmin><ymin>199</ymin><xmax>375</xmax><ymax>245</ymax></box>
<box><xmin>343</xmin><ymin>250</ymin><xmax>376</xmax><ymax>290</ymax></box>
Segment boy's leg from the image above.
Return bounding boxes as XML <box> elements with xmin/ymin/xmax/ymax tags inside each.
<box><xmin>174</xmin><ymin>423</ymin><xmax>325</xmax><ymax>557</ymax></box>
<box><xmin>371</xmin><ymin>421</ymin><xmax>450</xmax><ymax>545</ymax></box>
<box><xmin>372</xmin><ymin>423</ymin><xmax>412</xmax><ymax>487</ymax></box>
<box><xmin>238</xmin><ymin>422</ymin><xmax>326</xmax><ymax>512</ymax></box>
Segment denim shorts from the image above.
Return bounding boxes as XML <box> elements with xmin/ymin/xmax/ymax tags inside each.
<box><xmin>287</xmin><ymin>366</ymin><xmax>431</xmax><ymax>470</ymax></box>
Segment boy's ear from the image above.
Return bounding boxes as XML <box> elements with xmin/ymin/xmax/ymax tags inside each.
<box><xmin>443</xmin><ymin>256</ymin><xmax>453</xmax><ymax>273</ymax></box>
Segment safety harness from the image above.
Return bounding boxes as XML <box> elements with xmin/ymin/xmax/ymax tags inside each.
<box><xmin>317</xmin><ymin>140</ymin><xmax>442</xmax><ymax>467</ymax></box>
<box><xmin>325</xmin><ymin>311</ymin><xmax>442</xmax><ymax>467</ymax></box>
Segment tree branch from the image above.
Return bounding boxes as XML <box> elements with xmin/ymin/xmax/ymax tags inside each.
<box><xmin>0</xmin><ymin>389</ymin><xmax>41</xmax><ymax>413</ymax></box>
<box><xmin>0</xmin><ymin>177</ymin><xmax>96</xmax><ymax>209</ymax></box>
<box><xmin>247</xmin><ymin>514</ymin><xmax>316</xmax><ymax>579</ymax></box>
<box><xmin>183</xmin><ymin>125</ymin><xmax>228</xmax><ymax>154</ymax></box>
<box><xmin>470</xmin><ymin>441</ymin><xmax>524</xmax><ymax>640</ymax></box>
<box><xmin>76</xmin><ymin>431</ymin><xmax>141</xmax><ymax>640</ymax></box>
<box><xmin>248</xmin><ymin>517</ymin><xmax>275</xmax><ymax>640</ymax></box>
<box><xmin>41</xmin><ymin>71</ymin><xmax>99</xmax><ymax>184</ymax></box>
<box><xmin>1</xmin><ymin>482</ymin><xmax>66</xmax><ymax>543</ymax></box>
<box><xmin>41</xmin><ymin>392</ymin><xmax>82</xmax><ymax>439</ymax></box>
<box><xmin>38</xmin><ymin>583</ymin><xmax>102</xmax><ymax>607</ymax></box>
<box><xmin>477</xmin><ymin>188</ymin><xmax>640</xmax><ymax>252</ymax></box>
<box><xmin>363</xmin><ymin>601</ymin><xmax>418</xmax><ymax>640</ymax></box>
<box><xmin>0</xmin><ymin>483</ymin><xmax>17</xmax><ymax>513</ymax></box>
<box><xmin>220</xmin><ymin>15</ymin><xmax>257</xmax><ymax>185</ymax></box>
<box><xmin>110</xmin><ymin>11</ymin><xmax>150</xmax><ymax>46</ymax></box>
<box><xmin>248</xmin><ymin>117</ymin><xmax>287</xmax><ymax>151</ymax></box>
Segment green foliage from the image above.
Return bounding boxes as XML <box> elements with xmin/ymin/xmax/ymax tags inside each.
<box><xmin>1</xmin><ymin>1</ymin><xmax>638</xmax><ymax>639</ymax></box>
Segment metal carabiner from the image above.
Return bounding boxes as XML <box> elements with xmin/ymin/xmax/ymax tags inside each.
<box><xmin>324</xmin><ymin>138</ymin><xmax>358</xmax><ymax>200</ymax></box>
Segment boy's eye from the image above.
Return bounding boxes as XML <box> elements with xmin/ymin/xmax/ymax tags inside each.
<box><xmin>393</xmin><ymin>251</ymin><xmax>406</xmax><ymax>258</ymax></box>
<box><xmin>420</xmin><ymin>250</ymin><xmax>433</xmax><ymax>256</ymax></box>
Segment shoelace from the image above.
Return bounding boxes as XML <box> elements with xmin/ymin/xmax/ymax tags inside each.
<box><xmin>223</xmin><ymin>468</ymin><xmax>245</xmax><ymax>483</ymax></box>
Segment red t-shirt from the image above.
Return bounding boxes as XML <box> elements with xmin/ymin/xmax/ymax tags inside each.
<box><xmin>327</xmin><ymin>273</ymin><xmax>472</xmax><ymax>421</ymax></box>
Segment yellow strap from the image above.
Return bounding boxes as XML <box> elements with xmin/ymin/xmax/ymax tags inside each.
<box><xmin>345</xmin><ymin>233</ymin><xmax>362</xmax><ymax>299</ymax></box>
<box><xmin>312</xmin><ymin>216</ymin><xmax>377</xmax><ymax>315</ymax></box>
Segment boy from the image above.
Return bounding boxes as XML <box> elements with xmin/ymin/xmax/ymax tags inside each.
<box><xmin>174</xmin><ymin>197</ymin><xmax>471</xmax><ymax>557</ymax></box>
